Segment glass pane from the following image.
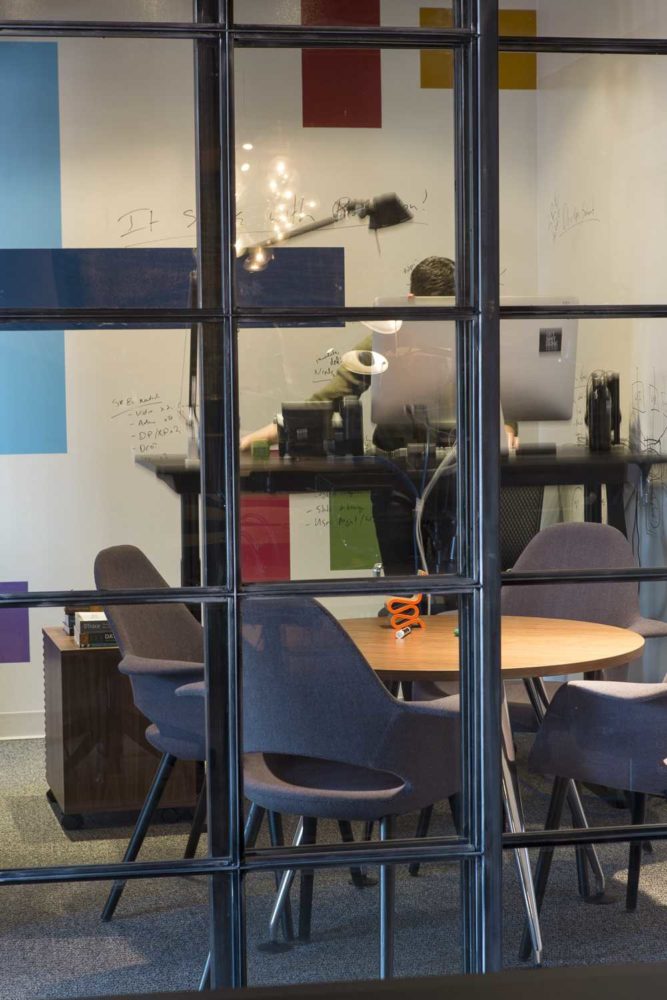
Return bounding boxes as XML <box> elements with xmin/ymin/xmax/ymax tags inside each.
<box><xmin>240</xmin><ymin>591</ymin><xmax>463</xmax><ymax>981</ymax></box>
<box><xmin>0</xmin><ymin>326</ymin><xmax>209</xmax><ymax>865</ymax></box>
<box><xmin>502</xmin><ymin>569</ymin><xmax>667</xmax><ymax>966</ymax></box>
<box><xmin>0</xmin><ymin>878</ymin><xmax>209</xmax><ymax>997</ymax></box>
<box><xmin>498</xmin><ymin>317</ymin><xmax>667</xmax><ymax>550</ymax></box>
<box><xmin>235</xmin><ymin>0</ymin><xmax>458</xmax><ymax>30</ymax></box>
<box><xmin>233</xmin><ymin>47</ymin><xmax>455</xmax><ymax>309</ymax></box>
<box><xmin>534</xmin><ymin>0</ymin><xmax>667</xmax><ymax>39</ymax></box>
<box><xmin>0</xmin><ymin>0</ymin><xmax>193</xmax><ymax>21</ymax></box>
<box><xmin>245</xmin><ymin>861</ymin><xmax>463</xmax><ymax>983</ymax></box>
<box><xmin>501</xmin><ymin>51</ymin><xmax>667</xmax><ymax>303</ymax></box>
<box><xmin>238</xmin><ymin>318</ymin><xmax>460</xmax><ymax>582</ymax></box>
<box><xmin>0</xmin><ymin>36</ymin><xmax>197</xmax><ymax>311</ymax></box>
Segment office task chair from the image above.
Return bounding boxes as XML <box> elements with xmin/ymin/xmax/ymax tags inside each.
<box><xmin>499</xmin><ymin>485</ymin><xmax>545</xmax><ymax>572</ymax></box>
<box><xmin>178</xmin><ymin>596</ymin><xmax>460</xmax><ymax>980</ymax></box>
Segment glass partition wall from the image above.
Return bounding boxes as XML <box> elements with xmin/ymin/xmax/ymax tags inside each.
<box><xmin>10</xmin><ymin>1</ymin><xmax>667</xmax><ymax>994</ymax></box>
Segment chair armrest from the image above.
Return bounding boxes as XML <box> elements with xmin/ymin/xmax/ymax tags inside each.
<box><xmin>176</xmin><ymin>680</ymin><xmax>206</xmax><ymax>698</ymax></box>
<box><xmin>119</xmin><ymin>654</ymin><xmax>204</xmax><ymax>678</ymax></box>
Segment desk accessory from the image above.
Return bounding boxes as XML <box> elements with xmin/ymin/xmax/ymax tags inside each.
<box><xmin>279</xmin><ymin>401</ymin><xmax>334</xmax><ymax>457</ymax></box>
<box><xmin>384</xmin><ymin>594</ymin><xmax>426</xmax><ymax>634</ymax></box>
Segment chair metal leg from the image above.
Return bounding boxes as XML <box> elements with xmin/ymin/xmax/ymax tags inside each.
<box><xmin>264</xmin><ymin>818</ymin><xmax>305</xmax><ymax>949</ymax></box>
<box><xmin>626</xmin><ymin>792</ymin><xmax>647</xmax><ymax>911</ymax></box>
<box><xmin>379</xmin><ymin>815</ymin><xmax>395</xmax><ymax>980</ymax></box>
<box><xmin>408</xmin><ymin>804</ymin><xmax>433</xmax><ymax>877</ymax></box>
<box><xmin>198</xmin><ymin>951</ymin><xmax>210</xmax><ymax>992</ymax></box>
<box><xmin>339</xmin><ymin>820</ymin><xmax>377</xmax><ymax>887</ymax></box>
<box><xmin>101</xmin><ymin>751</ymin><xmax>176</xmax><ymax>922</ymax></box>
<box><xmin>502</xmin><ymin>750</ymin><xmax>543</xmax><ymax>965</ymax></box>
<box><xmin>184</xmin><ymin>779</ymin><xmax>207</xmax><ymax>859</ymax></box>
<box><xmin>298</xmin><ymin>817</ymin><xmax>318</xmax><ymax>941</ymax></box>
<box><xmin>268</xmin><ymin>812</ymin><xmax>294</xmax><ymax>942</ymax></box>
<box><xmin>244</xmin><ymin>801</ymin><xmax>265</xmax><ymax>849</ymax></box>
<box><xmin>519</xmin><ymin>776</ymin><xmax>567</xmax><ymax>962</ymax></box>
<box><xmin>528</xmin><ymin>678</ymin><xmax>606</xmax><ymax>898</ymax></box>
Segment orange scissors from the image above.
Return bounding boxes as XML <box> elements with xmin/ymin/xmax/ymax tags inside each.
<box><xmin>385</xmin><ymin>594</ymin><xmax>426</xmax><ymax>632</ymax></box>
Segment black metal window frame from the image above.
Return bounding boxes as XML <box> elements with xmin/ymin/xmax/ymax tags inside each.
<box><xmin>2</xmin><ymin>1</ymin><xmax>666</xmax><ymax>988</ymax></box>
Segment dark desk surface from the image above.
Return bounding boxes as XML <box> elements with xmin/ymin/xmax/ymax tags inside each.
<box><xmin>87</xmin><ymin>961</ymin><xmax>667</xmax><ymax>1000</ymax></box>
<box><xmin>136</xmin><ymin>446</ymin><xmax>663</xmax><ymax>495</ymax></box>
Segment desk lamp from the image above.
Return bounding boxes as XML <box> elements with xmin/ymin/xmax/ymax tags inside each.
<box><xmin>238</xmin><ymin>192</ymin><xmax>413</xmax><ymax>272</ymax></box>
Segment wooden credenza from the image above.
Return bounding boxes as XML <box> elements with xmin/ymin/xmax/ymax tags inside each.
<box><xmin>43</xmin><ymin>627</ymin><xmax>198</xmax><ymax>828</ymax></box>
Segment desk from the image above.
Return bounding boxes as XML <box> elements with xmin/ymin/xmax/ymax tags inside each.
<box><xmin>135</xmin><ymin>447</ymin><xmax>663</xmax><ymax>586</ymax></box>
<box><xmin>340</xmin><ymin>612</ymin><xmax>644</xmax><ymax>965</ymax></box>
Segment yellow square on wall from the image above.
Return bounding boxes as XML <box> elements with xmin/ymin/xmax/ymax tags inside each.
<box><xmin>419</xmin><ymin>8</ymin><xmax>537</xmax><ymax>90</ymax></box>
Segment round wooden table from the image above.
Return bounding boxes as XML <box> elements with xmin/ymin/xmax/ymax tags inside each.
<box><xmin>340</xmin><ymin>610</ymin><xmax>645</xmax><ymax>681</ymax></box>
<box><xmin>341</xmin><ymin>609</ymin><xmax>645</xmax><ymax>965</ymax></box>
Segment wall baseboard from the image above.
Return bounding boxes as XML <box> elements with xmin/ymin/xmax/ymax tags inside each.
<box><xmin>0</xmin><ymin>711</ymin><xmax>45</xmax><ymax>740</ymax></box>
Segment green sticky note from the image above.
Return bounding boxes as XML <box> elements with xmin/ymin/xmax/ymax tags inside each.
<box><xmin>329</xmin><ymin>491</ymin><xmax>381</xmax><ymax>571</ymax></box>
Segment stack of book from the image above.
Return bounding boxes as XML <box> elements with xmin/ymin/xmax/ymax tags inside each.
<box><xmin>73</xmin><ymin>611</ymin><xmax>117</xmax><ymax>648</ymax></box>
<box><xmin>63</xmin><ymin>604</ymin><xmax>103</xmax><ymax>636</ymax></box>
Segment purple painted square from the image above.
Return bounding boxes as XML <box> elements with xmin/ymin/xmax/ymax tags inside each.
<box><xmin>0</xmin><ymin>582</ymin><xmax>29</xmax><ymax>663</ymax></box>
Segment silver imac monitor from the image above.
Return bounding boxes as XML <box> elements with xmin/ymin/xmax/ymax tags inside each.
<box><xmin>499</xmin><ymin>297</ymin><xmax>578</xmax><ymax>423</ymax></box>
<box><xmin>369</xmin><ymin>296</ymin><xmax>456</xmax><ymax>429</ymax></box>
<box><xmin>368</xmin><ymin>295</ymin><xmax>577</xmax><ymax>429</ymax></box>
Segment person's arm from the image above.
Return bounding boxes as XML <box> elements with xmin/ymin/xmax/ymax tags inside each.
<box><xmin>309</xmin><ymin>335</ymin><xmax>372</xmax><ymax>406</ymax></box>
<box><xmin>239</xmin><ymin>335</ymin><xmax>373</xmax><ymax>451</ymax></box>
<box><xmin>504</xmin><ymin>420</ymin><xmax>519</xmax><ymax>450</ymax></box>
<box><xmin>240</xmin><ymin>421</ymin><xmax>278</xmax><ymax>452</ymax></box>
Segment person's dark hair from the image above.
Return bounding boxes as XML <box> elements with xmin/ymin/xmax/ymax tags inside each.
<box><xmin>409</xmin><ymin>256</ymin><xmax>455</xmax><ymax>296</ymax></box>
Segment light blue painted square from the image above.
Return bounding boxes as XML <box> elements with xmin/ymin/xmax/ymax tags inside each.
<box><xmin>0</xmin><ymin>42</ymin><xmax>66</xmax><ymax>454</ymax></box>
<box><xmin>0</xmin><ymin>331</ymin><xmax>67</xmax><ymax>454</ymax></box>
<box><xmin>0</xmin><ymin>43</ymin><xmax>62</xmax><ymax>248</ymax></box>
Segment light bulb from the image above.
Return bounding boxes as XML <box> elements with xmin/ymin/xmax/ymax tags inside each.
<box><xmin>243</xmin><ymin>246</ymin><xmax>272</xmax><ymax>272</ymax></box>
<box><xmin>242</xmin><ymin>142</ymin><xmax>253</xmax><ymax>151</ymax></box>
<box><xmin>240</xmin><ymin>162</ymin><xmax>250</xmax><ymax>172</ymax></box>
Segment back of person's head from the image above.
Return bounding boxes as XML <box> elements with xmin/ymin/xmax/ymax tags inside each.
<box><xmin>409</xmin><ymin>256</ymin><xmax>455</xmax><ymax>296</ymax></box>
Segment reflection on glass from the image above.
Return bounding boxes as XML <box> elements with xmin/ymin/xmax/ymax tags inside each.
<box><xmin>239</xmin><ymin>311</ymin><xmax>460</xmax><ymax>582</ymax></box>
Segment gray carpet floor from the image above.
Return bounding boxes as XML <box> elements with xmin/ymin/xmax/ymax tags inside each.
<box><xmin>0</xmin><ymin>737</ymin><xmax>666</xmax><ymax>998</ymax></box>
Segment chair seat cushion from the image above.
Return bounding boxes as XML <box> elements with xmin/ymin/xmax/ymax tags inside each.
<box><xmin>243</xmin><ymin>751</ymin><xmax>408</xmax><ymax>821</ymax></box>
<box><xmin>145</xmin><ymin>722</ymin><xmax>205</xmax><ymax>762</ymax></box>
<box><xmin>529</xmin><ymin>680</ymin><xmax>667</xmax><ymax>794</ymax></box>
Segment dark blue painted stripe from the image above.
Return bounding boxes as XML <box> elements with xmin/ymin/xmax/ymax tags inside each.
<box><xmin>0</xmin><ymin>247</ymin><xmax>345</xmax><ymax>327</ymax></box>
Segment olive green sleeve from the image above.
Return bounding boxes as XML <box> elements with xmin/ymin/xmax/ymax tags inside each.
<box><xmin>309</xmin><ymin>334</ymin><xmax>372</xmax><ymax>405</ymax></box>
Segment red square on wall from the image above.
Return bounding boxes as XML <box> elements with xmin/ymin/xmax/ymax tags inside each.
<box><xmin>301</xmin><ymin>0</ymin><xmax>382</xmax><ymax>129</ymax></box>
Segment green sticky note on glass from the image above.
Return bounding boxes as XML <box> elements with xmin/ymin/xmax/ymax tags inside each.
<box><xmin>329</xmin><ymin>491</ymin><xmax>381</xmax><ymax>571</ymax></box>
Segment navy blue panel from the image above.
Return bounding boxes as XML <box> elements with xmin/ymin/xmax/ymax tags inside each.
<box><xmin>0</xmin><ymin>248</ymin><xmax>195</xmax><ymax>309</ymax></box>
<box><xmin>0</xmin><ymin>247</ymin><xmax>344</xmax><ymax>326</ymax></box>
